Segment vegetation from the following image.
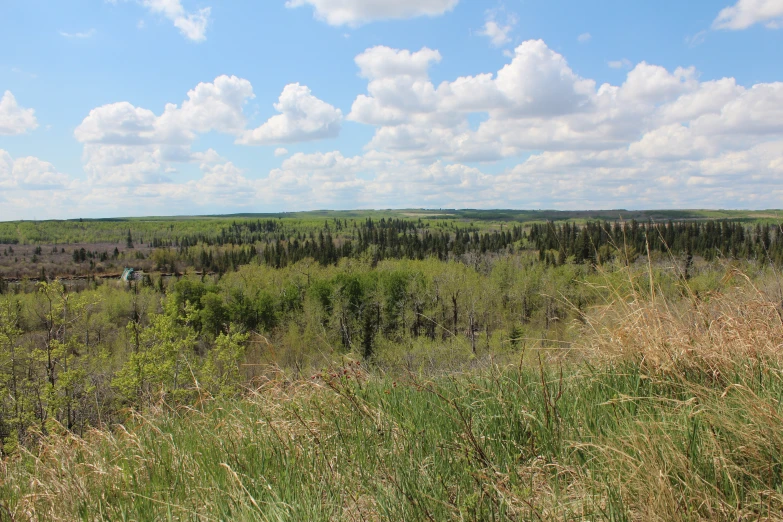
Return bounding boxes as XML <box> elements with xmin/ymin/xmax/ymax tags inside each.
<box><xmin>0</xmin><ymin>210</ymin><xmax>782</xmax><ymax>520</ymax></box>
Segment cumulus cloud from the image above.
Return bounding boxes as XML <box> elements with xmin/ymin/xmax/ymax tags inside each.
<box><xmin>0</xmin><ymin>149</ymin><xmax>70</xmax><ymax>191</ymax></box>
<box><xmin>493</xmin><ymin>41</ymin><xmax>597</xmax><ymax>116</ymax></box>
<box><xmin>355</xmin><ymin>46</ymin><xmax>442</xmax><ymax>80</ymax></box>
<box><xmin>337</xmin><ymin>39</ymin><xmax>783</xmax><ymax>208</ymax></box>
<box><xmin>11</xmin><ymin>35</ymin><xmax>783</xmax><ymax>217</ymax></box>
<box><xmin>0</xmin><ymin>158</ymin><xmax>77</xmax><ymax>220</ymax></box>
<box><xmin>689</xmin><ymin>82</ymin><xmax>783</xmax><ymax>136</ymax></box>
<box><xmin>74</xmin><ymin>75</ymin><xmax>344</xmax><ymax>191</ymax></box>
<box><xmin>0</xmin><ymin>91</ymin><xmax>38</xmax><ymax>135</ymax></box>
<box><xmin>349</xmin><ymin>40</ymin><xmax>596</xmax><ymax>138</ymax></box>
<box><xmin>629</xmin><ymin>124</ymin><xmax>716</xmax><ymax>161</ymax></box>
<box><xmin>578</xmin><ymin>32</ymin><xmax>592</xmax><ymax>43</ymax></box>
<box><xmin>75</xmin><ymin>103</ymin><xmax>161</xmax><ymax>145</ymax></box>
<box><xmin>261</xmin><ymin>151</ymin><xmax>497</xmax><ymax>208</ymax></box>
<box><xmin>619</xmin><ymin>62</ymin><xmax>698</xmax><ymax>104</ymax></box>
<box><xmin>74</xmin><ymin>75</ymin><xmax>254</xmax><ymax>185</ymax></box>
<box><xmin>238</xmin><ymin>83</ymin><xmax>342</xmax><ymax>145</ymax></box>
<box><xmin>349</xmin><ymin>47</ymin><xmax>443</xmax><ymax>126</ymax></box>
<box><xmin>713</xmin><ymin>0</ymin><xmax>783</xmax><ymax>30</ymax></box>
<box><xmin>348</xmin><ymin>40</ymin><xmax>602</xmax><ymax>161</ymax></box>
<box><xmin>285</xmin><ymin>0</ymin><xmax>459</xmax><ymax>26</ymax></box>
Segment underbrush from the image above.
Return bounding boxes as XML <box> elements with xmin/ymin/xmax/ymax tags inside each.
<box><xmin>2</xmin><ymin>273</ymin><xmax>783</xmax><ymax>521</ymax></box>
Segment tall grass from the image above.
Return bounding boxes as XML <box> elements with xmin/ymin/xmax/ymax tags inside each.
<box><xmin>2</xmin><ymin>270</ymin><xmax>783</xmax><ymax>521</ymax></box>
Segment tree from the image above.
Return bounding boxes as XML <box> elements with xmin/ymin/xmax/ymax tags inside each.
<box><xmin>201</xmin><ymin>330</ymin><xmax>248</xmax><ymax>397</ymax></box>
<box><xmin>32</xmin><ymin>281</ymin><xmax>93</xmax><ymax>432</ymax></box>
<box><xmin>0</xmin><ymin>297</ymin><xmax>22</xmax><ymax>452</ymax></box>
<box><xmin>200</xmin><ymin>293</ymin><xmax>228</xmax><ymax>336</ymax></box>
<box><xmin>112</xmin><ymin>301</ymin><xmax>198</xmax><ymax>409</ymax></box>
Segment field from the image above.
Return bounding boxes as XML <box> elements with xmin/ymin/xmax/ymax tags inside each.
<box><xmin>1</xmin><ymin>209</ymin><xmax>781</xmax><ymax>281</ymax></box>
<box><xmin>1</xmin><ymin>210</ymin><xmax>782</xmax><ymax>520</ymax></box>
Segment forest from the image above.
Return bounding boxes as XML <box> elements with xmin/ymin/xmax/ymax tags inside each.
<box><xmin>2</xmin><ymin>210</ymin><xmax>783</xmax><ymax>520</ymax></box>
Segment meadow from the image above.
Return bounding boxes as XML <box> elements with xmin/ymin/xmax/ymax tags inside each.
<box><xmin>1</xmin><ymin>210</ymin><xmax>782</xmax><ymax>520</ymax></box>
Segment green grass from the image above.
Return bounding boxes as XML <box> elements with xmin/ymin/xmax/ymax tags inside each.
<box><xmin>4</xmin><ymin>354</ymin><xmax>783</xmax><ymax>521</ymax></box>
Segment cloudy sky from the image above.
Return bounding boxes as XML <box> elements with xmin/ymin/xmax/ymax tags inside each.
<box><xmin>1</xmin><ymin>0</ymin><xmax>782</xmax><ymax>219</ymax></box>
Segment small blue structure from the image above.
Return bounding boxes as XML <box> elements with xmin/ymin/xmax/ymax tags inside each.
<box><xmin>120</xmin><ymin>267</ymin><xmax>140</xmax><ymax>282</ymax></box>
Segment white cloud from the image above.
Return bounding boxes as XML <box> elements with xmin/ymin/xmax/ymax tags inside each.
<box><xmin>493</xmin><ymin>41</ymin><xmax>597</xmax><ymax>116</ymax></box>
<box><xmin>10</xmin><ymin>35</ymin><xmax>783</xmax><ymax>216</ymax></box>
<box><xmin>629</xmin><ymin>124</ymin><xmax>716</xmax><ymax>161</ymax></box>
<box><xmin>713</xmin><ymin>0</ymin><xmax>783</xmax><ymax>30</ymax></box>
<box><xmin>0</xmin><ymin>91</ymin><xmax>38</xmax><ymax>135</ymax></box>
<box><xmin>348</xmin><ymin>40</ymin><xmax>601</xmax><ymax>161</ymax></box>
<box><xmin>478</xmin><ymin>11</ymin><xmax>517</xmax><ymax>47</ymax></box>
<box><xmin>619</xmin><ymin>62</ymin><xmax>698</xmax><ymax>104</ymax></box>
<box><xmin>689</xmin><ymin>82</ymin><xmax>783</xmax><ymax>136</ymax></box>
<box><xmin>608</xmin><ymin>59</ymin><xmax>632</xmax><ymax>69</ymax></box>
<box><xmin>285</xmin><ymin>0</ymin><xmax>459</xmax><ymax>26</ymax></box>
<box><xmin>191</xmin><ymin>156</ymin><xmax>258</xmax><ymax>205</ymax></box>
<box><xmin>656</xmin><ymin>78</ymin><xmax>744</xmax><ymax>124</ymax></box>
<box><xmin>578</xmin><ymin>32</ymin><xmax>592</xmax><ymax>43</ymax></box>
<box><xmin>238</xmin><ymin>83</ymin><xmax>343</xmax><ymax>145</ymax></box>
<box><xmin>109</xmin><ymin>0</ymin><xmax>211</xmax><ymax>41</ymax></box>
<box><xmin>685</xmin><ymin>30</ymin><xmax>707</xmax><ymax>47</ymax></box>
<box><xmin>355</xmin><ymin>46</ymin><xmax>442</xmax><ymax>80</ymax></box>
<box><xmin>74</xmin><ymin>76</ymin><xmax>344</xmax><ymax>189</ymax></box>
<box><xmin>79</xmin><ymin>144</ymin><xmax>175</xmax><ymax>185</ymax></box>
<box><xmin>75</xmin><ymin>75</ymin><xmax>254</xmax><ymax>185</ymax></box>
<box><xmin>262</xmin><ymin>151</ymin><xmax>496</xmax><ymax>208</ymax></box>
<box><xmin>346</xmin><ymin>40</ymin><xmax>780</xmax><ymax>163</ymax></box>
<box><xmin>336</xmin><ymin>39</ymin><xmax>783</xmax><ymax>208</ymax></box>
<box><xmin>59</xmin><ymin>29</ymin><xmax>97</xmax><ymax>38</ymax></box>
<box><xmin>142</xmin><ymin>0</ymin><xmax>210</xmax><ymax>41</ymax></box>
<box><xmin>0</xmin><ymin>149</ymin><xmax>71</xmax><ymax>191</ymax></box>
<box><xmin>350</xmin><ymin>40</ymin><xmax>596</xmax><ymax>135</ymax></box>
<box><xmin>75</xmin><ymin>103</ymin><xmax>161</xmax><ymax>145</ymax></box>
<box><xmin>175</xmin><ymin>75</ymin><xmax>255</xmax><ymax>134</ymax></box>
<box><xmin>75</xmin><ymin>75</ymin><xmax>253</xmax><ymax>147</ymax></box>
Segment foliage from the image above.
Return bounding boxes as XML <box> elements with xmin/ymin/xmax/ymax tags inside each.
<box><xmin>3</xmin><ymin>284</ymin><xmax>783</xmax><ymax>520</ymax></box>
<box><xmin>1</xmin><ymin>211</ymin><xmax>782</xmax><ymax>519</ymax></box>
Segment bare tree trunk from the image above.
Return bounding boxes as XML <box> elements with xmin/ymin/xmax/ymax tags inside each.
<box><xmin>469</xmin><ymin>312</ymin><xmax>476</xmax><ymax>354</ymax></box>
<box><xmin>452</xmin><ymin>293</ymin><xmax>459</xmax><ymax>338</ymax></box>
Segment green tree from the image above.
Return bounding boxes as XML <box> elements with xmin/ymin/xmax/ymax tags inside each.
<box><xmin>200</xmin><ymin>292</ymin><xmax>228</xmax><ymax>336</ymax></box>
<box><xmin>201</xmin><ymin>330</ymin><xmax>249</xmax><ymax>397</ymax></box>
<box><xmin>112</xmin><ymin>301</ymin><xmax>198</xmax><ymax>409</ymax></box>
<box><xmin>0</xmin><ymin>297</ymin><xmax>22</xmax><ymax>452</ymax></box>
<box><xmin>32</xmin><ymin>281</ymin><xmax>94</xmax><ymax>432</ymax></box>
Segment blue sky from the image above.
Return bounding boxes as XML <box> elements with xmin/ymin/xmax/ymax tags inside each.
<box><xmin>1</xmin><ymin>0</ymin><xmax>782</xmax><ymax>219</ymax></box>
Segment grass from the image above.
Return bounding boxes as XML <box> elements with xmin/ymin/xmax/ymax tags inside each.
<box><xmin>2</xmin><ymin>274</ymin><xmax>783</xmax><ymax>520</ymax></box>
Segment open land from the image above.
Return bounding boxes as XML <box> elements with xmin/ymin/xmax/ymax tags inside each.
<box><xmin>1</xmin><ymin>209</ymin><xmax>783</xmax><ymax>520</ymax></box>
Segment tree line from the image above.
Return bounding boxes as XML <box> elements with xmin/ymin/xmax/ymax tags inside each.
<box><xmin>531</xmin><ymin>220</ymin><xmax>783</xmax><ymax>268</ymax></box>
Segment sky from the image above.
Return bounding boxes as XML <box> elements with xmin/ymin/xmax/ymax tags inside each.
<box><xmin>1</xmin><ymin>0</ymin><xmax>782</xmax><ymax>220</ymax></box>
